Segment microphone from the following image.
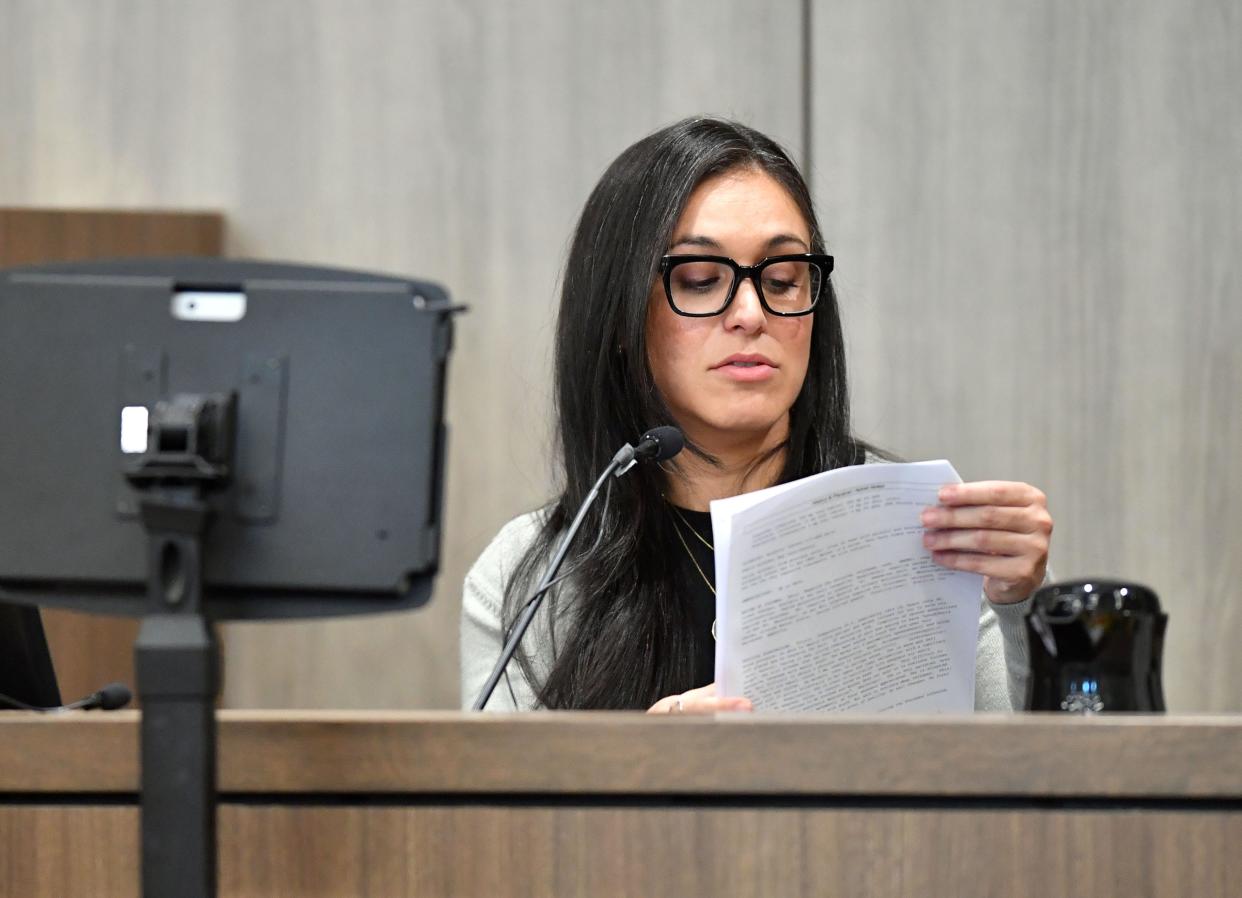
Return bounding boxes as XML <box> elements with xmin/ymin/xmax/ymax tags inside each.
<box><xmin>81</xmin><ymin>682</ymin><xmax>134</xmax><ymax>711</ymax></box>
<box><xmin>612</xmin><ymin>425</ymin><xmax>685</xmax><ymax>473</ymax></box>
<box><xmin>472</xmin><ymin>426</ymin><xmax>685</xmax><ymax>710</ymax></box>
<box><xmin>0</xmin><ymin>681</ymin><xmax>133</xmax><ymax>712</ymax></box>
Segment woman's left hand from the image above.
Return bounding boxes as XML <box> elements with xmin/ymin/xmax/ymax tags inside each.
<box><xmin>921</xmin><ymin>481</ymin><xmax>1053</xmax><ymax>605</ymax></box>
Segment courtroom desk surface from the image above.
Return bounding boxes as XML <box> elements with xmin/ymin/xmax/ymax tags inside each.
<box><xmin>2</xmin><ymin>711</ymin><xmax>1241</xmax><ymax>798</ymax></box>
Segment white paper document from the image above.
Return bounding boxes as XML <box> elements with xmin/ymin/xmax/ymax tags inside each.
<box><xmin>710</xmin><ymin>461</ymin><xmax>983</xmax><ymax>712</ymax></box>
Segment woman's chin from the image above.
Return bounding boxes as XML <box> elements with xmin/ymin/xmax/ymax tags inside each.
<box><xmin>685</xmin><ymin>411</ymin><xmax>790</xmax><ymax>447</ymax></box>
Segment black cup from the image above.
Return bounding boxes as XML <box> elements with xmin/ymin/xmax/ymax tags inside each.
<box><xmin>1024</xmin><ymin>579</ymin><xmax>1167</xmax><ymax>713</ymax></box>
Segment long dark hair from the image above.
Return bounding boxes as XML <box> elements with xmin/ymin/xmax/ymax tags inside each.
<box><xmin>503</xmin><ymin>116</ymin><xmax>859</xmax><ymax>709</ymax></box>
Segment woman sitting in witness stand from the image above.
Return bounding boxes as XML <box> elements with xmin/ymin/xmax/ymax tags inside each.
<box><xmin>461</xmin><ymin>117</ymin><xmax>1052</xmax><ymax>713</ymax></box>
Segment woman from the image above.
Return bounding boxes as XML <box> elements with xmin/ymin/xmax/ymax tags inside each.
<box><xmin>461</xmin><ymin>117</ymin><xmax>1051</xmax><ymax>713</ymax></box>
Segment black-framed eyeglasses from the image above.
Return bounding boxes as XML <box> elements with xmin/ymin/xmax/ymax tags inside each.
<box><xmin>659</xmin><ymin>253</ymin><xmax>834</xmax><ymax>318</ymax></box>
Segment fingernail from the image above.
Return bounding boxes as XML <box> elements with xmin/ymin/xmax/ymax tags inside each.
<box><xmin>923</xmin><ymin>532</ymin><xmax>936</xmax><ymax>548</ymax></box>
<box><xmin>921</xmin><ymin>509</ymin><xmax>940</xmax><ymax>526</ymax></box>
<box><xmin>939</xmin><ymin>486</ymin><xmax>955</xmax><ymax>501</ymax></box>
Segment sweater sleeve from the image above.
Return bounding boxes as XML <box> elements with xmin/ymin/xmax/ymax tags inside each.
<box><xmin>974</xmin><ymin>562</ymin><xmax>1055</xmax><ymax>710</ymax></box>
<box><xmin>974</xmin><ymin>593</ymin><xmax>1034</xmax><ymax>710</ymax></box>
<box><xmin>460</xmin><ymin>513</ymin><xmax>544</xmax><ymax>711</ymax></box>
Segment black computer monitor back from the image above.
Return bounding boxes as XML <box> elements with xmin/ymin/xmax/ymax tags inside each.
<box><xmin>0</xmin><ymin>259</ymin><xmax>455</xmax><ymax>620</ymax></box>
<box><xmin>0</xmin><ymin>603</ymin><xmax>61</xmax><ymax>708</ymax></box>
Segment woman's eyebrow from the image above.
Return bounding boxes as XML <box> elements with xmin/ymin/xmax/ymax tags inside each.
<box><xmin>668</xmin><ymin>233</ymin><xmax>810</xmax><ymax>252</ymax></box>
<box><xmin>669</xmin><ymin>235</ymin><xmax>722</xmax><ymax>250</ymax></box>
<box><xmin>766</xmin><ymin>233</ymin><xmax>809</xmax><ymax>250</ymax></box>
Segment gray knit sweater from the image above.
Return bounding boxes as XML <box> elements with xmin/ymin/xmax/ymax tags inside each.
<box><xmin>461</xmin><ymin>510</ymin><xmax>1035</xmax><ymax>711</ymax></box>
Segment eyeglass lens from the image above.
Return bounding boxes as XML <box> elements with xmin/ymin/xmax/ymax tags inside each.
<box><xmin>667</xmin><ymin>259</ymin><xmax>823</xmax><ymax>315</ymax></box>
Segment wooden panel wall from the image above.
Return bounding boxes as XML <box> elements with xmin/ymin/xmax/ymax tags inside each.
<box><xmin>4</xmin><ymin>804</ymin><xmax>1241</xmax><ymax>897</ymax></box>
<box><xmin>2</xmin><ymin>1</ymin><xmax>1237</xmax><ymax>710</ymax></box>
<box><xmin>0</xmin><ymin>1</ymin><xmax>802</xmax><ymax>709</ymax></box>
<box><xmin>0</xmin><ymin>209</ymin><xmax>222</xmax><ymax>266</ymax></box>
<box><xmin>813</xmin><ymin>0</ymin><xmax>1242</xmax><ymax>710</ymax></box>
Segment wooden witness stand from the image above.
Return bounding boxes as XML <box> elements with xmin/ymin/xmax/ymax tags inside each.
<box><xmin>1</xmin><ymin>712</ymin><xmax>1240</xmax><ymax>897</ymax></box>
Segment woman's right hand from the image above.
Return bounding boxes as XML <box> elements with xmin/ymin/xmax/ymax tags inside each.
<box><xmin>646</xmin><ymin>682</ymin><xmax>753</xmax><ymax>714</ymax></box>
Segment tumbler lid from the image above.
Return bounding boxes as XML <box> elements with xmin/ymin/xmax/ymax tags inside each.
<box><xmin>1032</xmin><ymin>579</ymin><xmax>1161</xmax><ymax>619</ymax></box>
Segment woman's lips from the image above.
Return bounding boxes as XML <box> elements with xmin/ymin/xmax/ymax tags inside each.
<box><xmin>712</xmin><ymin>355</ymin><xmax>778</xmax><ymax>382</ymax></box>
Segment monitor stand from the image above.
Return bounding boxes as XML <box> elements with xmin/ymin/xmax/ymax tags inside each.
<box><xmin>127</xmin><ymin>393</ymin><xmax>233</xmax><ymax>898</ymax></box>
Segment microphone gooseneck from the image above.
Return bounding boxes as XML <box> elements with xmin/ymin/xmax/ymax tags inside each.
<box><xmin>472</xmin><ymin>426</ymin><xmax>685</xmax><ymax>710</ymax></box>
<box><xmin>0</xmin><ymin>680</ymin><xmax>133</xmax><ymax>712</ymax></box>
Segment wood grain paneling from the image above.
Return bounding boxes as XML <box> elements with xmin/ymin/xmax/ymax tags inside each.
<box><xmin>0</xmin><ymin>208</ymin><xmax>222</xmax><ymax>266</ymax></box>
<box><xmin>2</xmin><ymin>714</ymin><xmax>1241</xmax><ymax>897</ymax></box>
<box><xmin>36</xmin><ymin>612</ymin><xmax>141</xmax><ymax>710</ymax></box>
<box><xmin>217</xmin><ymin>805</ymin><xmax>1242</xmax><ymax>898</ymax></box>
<box><xmin>4</xmin><ymin>711</ymin><xmax>1242</xmax><ymax>797</ymax></box>
<box><xmin>0</xmin><ymin>0</ymin><xmax>803</xmax><ymax>710</ymax></box>
<box><xmin>812</xmin><ymin>0</ymin><xmax>1242</xmax><ymax>710</ymax></box>
<box><xmin>0</xmin><ymin>806</ymin><xmax>138</xmax><ymax>898</ymax></box>
<box><xmin>3</xmin><ymin>805</ymin><xmax>1240</xmax><ymax>898</ymax></box>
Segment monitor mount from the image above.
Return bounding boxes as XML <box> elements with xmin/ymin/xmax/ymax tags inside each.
<box><xmin>126</xmin><ymin>392</ymin><xmax>236</xmax><ymax>898</ymax></box>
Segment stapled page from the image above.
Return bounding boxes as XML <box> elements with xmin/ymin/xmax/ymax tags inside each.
<box><xmin>711</xmin><ymin>460</ymin><xmax>982</xmax><ymax>712</ymax></box>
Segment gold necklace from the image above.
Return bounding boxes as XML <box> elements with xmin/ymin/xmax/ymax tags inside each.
<box><xmin>669</xmin><ymin>503</ymin><xmax>715</xmax><ymax>551</ymax></box>
<box><xmin>669</xmin><ymin>509</ymin><xmax>717</xmax><ymax>640</ymax></box>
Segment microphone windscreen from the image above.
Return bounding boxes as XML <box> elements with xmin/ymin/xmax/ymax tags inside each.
<box><xmin>97</xmin><ymin>682</ymin><xmax>133</xmax><ymax>711</ymax></box>
<box><xmin>641</xmin><ymin>426</ymin><xmax>684</xmax><ymax>461</ymax></box>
